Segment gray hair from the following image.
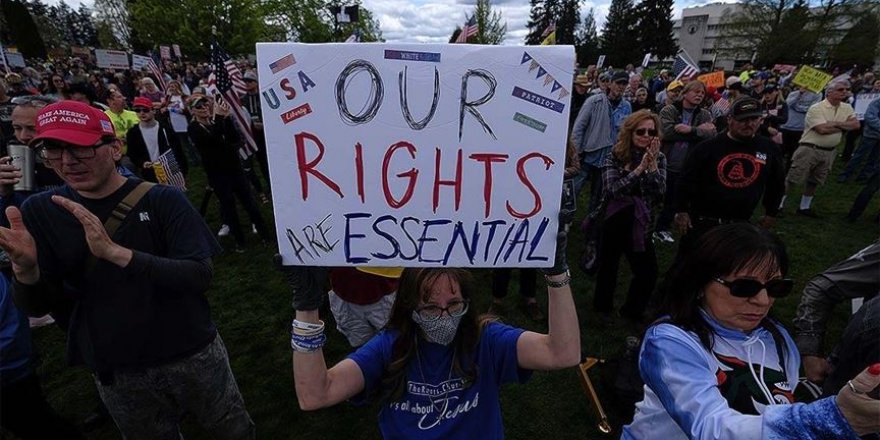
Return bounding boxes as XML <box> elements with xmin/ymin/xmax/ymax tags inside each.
<box><xmin>826</xmin><ymin>79</ymin><xmax>850</xmax><ymax>92</ymax></box>
<box><xmin>11</xmin><ymin>95</ymin><xmax>57</xmax><ymax>109</ymax></box>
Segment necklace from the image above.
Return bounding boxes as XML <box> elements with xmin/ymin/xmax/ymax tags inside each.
<box><xmin>414</xmin><ymin>335</ymin><xmax>455</xmax><ymax>423</ymax></box>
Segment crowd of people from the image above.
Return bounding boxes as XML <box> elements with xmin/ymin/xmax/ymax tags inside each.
<box><xmin>0</xmin><ymin>51</ymin><xmax>877</xmax><ymax>440</ymax></box>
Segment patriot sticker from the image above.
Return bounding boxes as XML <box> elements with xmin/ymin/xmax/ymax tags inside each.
<box><xmin>270</xmin><ymin>54</ymin><xmax>296</xmax><ymax>74</ymax></box>
<box><xmin>511</xmin><ymin>86</ymin><xmax>565</xmax><ymax>114</ymax></box>
<box><xmin>281</xmin><ymin>103</ymin><xmax>313</xmax><ymax>124</ymax></box>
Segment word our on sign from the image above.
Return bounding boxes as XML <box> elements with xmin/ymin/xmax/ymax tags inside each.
<box><xmin>256</xmin><ymin>43</ymin><xmax>574</xmax><ymax>267</ymax></box>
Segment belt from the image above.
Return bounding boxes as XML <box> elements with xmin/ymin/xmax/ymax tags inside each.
<box><xmin>800</xmin><ymin>143</ymin><xmax>835</xmax><ymax>151</ymax></box>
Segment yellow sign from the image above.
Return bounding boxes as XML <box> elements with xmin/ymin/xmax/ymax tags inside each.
<box><xmin>792</xmin><ymin>66</ymin><xmax>833</xmax><ymax>93</ymax></box>
<box><xmin>697</xmin><ymin>71</ymin><xmax>724</xmax><ymax>88</ymax></box>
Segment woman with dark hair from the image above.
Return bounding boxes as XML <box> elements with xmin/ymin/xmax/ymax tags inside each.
<box><xmin>622</xmin><ymin>223</ymin><xmax>880</xmax><ymax>439</ymax></box>
<box><xmin>45</xmin><ymin>74</ymin><xmax>67</xmax><ymax>100</ymax></box>
<box><xmin>631</xmin><ymin>87</ymin><xmax>652</xmax><ymax>112</ymax></box>
<box><xmin>593</xmin><ymin>110</ymin><xmax>665</xmax><ymax>325</ymax></box>
<box><xmin>282</xmin><ymin>233</ymin><xmax>580</xmax><ymax>439</ymax></box>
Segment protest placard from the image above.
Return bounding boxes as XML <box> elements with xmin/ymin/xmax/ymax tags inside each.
<box><xmin>95</xmin><ymin>49</ymin><xmax>130</xmax><ymax>70</ymax></box>
<box><xmin>172</xmin><ymin>44</ymin><xmax>182</xmax><ymax>58</ymax></box>
<box><xmin>131</xmin><ymin>54</ymin><xmax>152</xmax><ymax>71</ymax></box>
<box><xmin>854</xmin><ymin>93</ymin><xmax>879</xmax><ymax>121</ymax></box>
<box><xmin>597</xmin><ymin>55</ymin><xmax>606</xmax><ymax>69</ymax></box>
<box><xmin>4</xmin><ymin>52</ymin><xmax>24</xmax><ymax>68</ymax></box>
<box><xmin>697</xmin><ymin>71</ymin><xmax>724</xmax><ymax>88</ymax></box>
<box><xmin>160</xmin><ymin>46</ymin><xmax>171</xmax><ymax>60</ymax></box>
<box><xmin>256</xmin><ymin>43</ymin><xmax>574</xmax><ymax>267</ymax></box>
<box><xmin>792</xmin><ymin>66</ymin><xmax>832</xmax><ymax>93</ymax></box>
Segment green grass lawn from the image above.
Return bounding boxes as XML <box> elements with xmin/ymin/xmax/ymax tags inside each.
<box><xmin>27</xmin><ymin>153</ymin><xmax>879</xmax><ymax>439</ymax></box>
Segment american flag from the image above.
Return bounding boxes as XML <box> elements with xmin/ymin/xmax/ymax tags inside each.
<box><xmin>153</xmin><ymin>150</ymin><xmax>186</xmax><ymax>190</ymax></box>
<box><xmin>146</xmin><ymin>58</ymin><xmax>168</xmax><ymax>92</ymax></box>
<box><xmin>455</xmin><ymin>15</ymin><xmax>478</xmax><ymax>43</ymax></box>
<box><xmin>711</xmin><ymin>96</ymin><xmax>731</xmax><ymax>118</ymax></box>
<box><xmin>672</xmin><ymin>53</ymin><xmax>699</xmax><ymax>80</ymax></box>
<box><xmin>211</xmin><ymin>40</ymin><xmax>258</xmax><ymax>158</ymax></box>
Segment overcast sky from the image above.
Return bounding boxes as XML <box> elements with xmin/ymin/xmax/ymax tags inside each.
<box><xmin>52</xmin><ymin>0</ymin><xmax>737</xmax><ymax>46</ymax></box>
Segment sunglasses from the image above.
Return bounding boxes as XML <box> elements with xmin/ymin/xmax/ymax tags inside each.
<box><xmin>713</xmin><ymin>277</ymin><xmax>793</xmax><ymax>298</ymax></box>
<box><xmin>634</xmin><ymin>128</ymin><xmax>657</xmax><ymax>137</ymax></box>
<box><xmin>132</xmin><ymin>107</ymin><xmax>151</xmax><ymax>113</ymax></box>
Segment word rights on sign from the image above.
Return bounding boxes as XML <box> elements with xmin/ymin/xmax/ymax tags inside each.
<box><xmin>256</xmin><ymin>43</ymin><xmax>574</xmax><ymax>268</ymax></box>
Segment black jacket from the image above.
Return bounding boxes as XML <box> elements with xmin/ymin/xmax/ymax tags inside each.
<box><xmin>126</xmin><ymin>120</ymin><xmax>188</xmax><ymax>182</ymax></box>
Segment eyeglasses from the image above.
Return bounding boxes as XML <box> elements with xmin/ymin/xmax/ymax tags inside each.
<box><xmin>634</xmin><ymin>128</ymin><xmax>657</xmax><ymax>137</ymax></box>
<box><xmin>415</xmin><ymin>299</ymin><xmax>469</xmax><ymax>322</ymax></box>
<box><xmin>132</xmin><ymin>107</ymin><xmax>152</xmax><ymax>113</ymax></box>
<box><xmin>713</xmin><ymin>277</ymin><xmax>793</xmax><ymax>299</ymax></box>
<box><xmin>38</xmin><ymin>140</ymin><xmax>109</xmax><ymax>162</ymax></box>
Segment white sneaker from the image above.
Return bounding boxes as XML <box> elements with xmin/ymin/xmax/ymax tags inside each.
<box><xmin>218</xmin><ymin>224</ymin><xmax>231</xmax><ymax>237</ymax></box>
<box><xmin>252</xmin><ymin>224</ymin><xmax>258</xmax><ymax>234</ymax></box>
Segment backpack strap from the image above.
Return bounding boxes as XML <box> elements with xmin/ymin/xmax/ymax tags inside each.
<box><xmin>85</xmin><ymin>181</ymin><xmax>155</xmax><ymax>272</ymax></box>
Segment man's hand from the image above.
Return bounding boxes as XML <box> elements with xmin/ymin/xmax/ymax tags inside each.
<box><xmin>51</xmin><ymin>195</ymin><xmax>132</xmax><ymax>267</ymax></box>
<box><xmin>0</xmin><ymin>156</ymin><xmax>22</xmax><ymax>197</ymax></box>
<box><xmin>757</xmin><ymin>215</ymin><xmax>777</xmax><ymax>230</ymax></box>
<box><xmin>0</xmin><ymin>206</ymin><xmax>39</xmax><ymax>284</ymax></box>
<box><xmin>696</xmin><ymin>122</ymin><xmax>717</xmax><ymax>133</ymax></box>
<box><xmin>803</xmin><ymin>355</ymin><xmax>832</xmax><ymax>384</ymax></box>
<box><xmin>674</xmin><ymin>123</ymin><xmax>691</xmax><ymax>134</ymax></box>
<box><xmin>674</xmin><ymin>212</ymin><xmax>692</xmax><ymax>236</ymax></box>
<box><xmin>142</xmin><ymin>161</ymin><xmax>153</xmax><ymax>169</ymax></box>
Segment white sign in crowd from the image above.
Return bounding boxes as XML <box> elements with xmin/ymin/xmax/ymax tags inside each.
<box><xmin>95</xmin><ymin>49</ymin><xmax>130</xmax><ymax>70</ymax></box>
<box><xmin>256</xmin><ymin>43</ymin><xmax>574</xmax><ymax>268</ymax></box>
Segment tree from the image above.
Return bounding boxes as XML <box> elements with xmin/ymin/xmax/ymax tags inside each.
<box><xmin>576</xmin><ymin>8</ymin><xmax>601</xmax><ymax>67</ymax></box>
<box><xmin>471</xmin><ymin>0</ymin><xmax>506</xmax><ymax>45</ymax></box>
<box><xmin>92</xmin><ymin>0</ymin><xmax>131</xmax><ymax>48</ymax></box>
<box><xmin>601</xmin><ymin>0</ymin><xmax>640</xmax><ymax>67</ymax></box>
<box><xmin>635</xmin><ymin>0</ymin><xmax>677</xmax><ymax>61</ymax></box>
<box><xmin>71</xmin><ymin>4</ymin><xmax>99</xmax><ymax>47</ymax></box>
<box><xmin>716</xmin><ymin>0</ymin><xmax>876</xmax><ymax>66</ymax></box>
<box><xmin>555</xmin><ymin>0</ymin><xmax>580</xmax><ymax>45</ymax></box>
<box><xmin>524</xmin><ymin>0</ymin><xmax>579</xmax><ymax>45</ymax></box>
<box><xmin>1</xmin><ymin>0</ymin><xmax>47</xmax><ymax>58</ymax></box>
<box><xmin>524</xmin><ymin>0</ymin><xmax>556</xmax><ymax>45</ymax></box>
<box><xmin>262</xmin><ymin>0</ymin><xmax>383</xmax><ymax>43</ymax></box>
<box><xmin>830</xmin><ymin>11</ymin><xmax>880</xmax><ymax>67</ymax></box>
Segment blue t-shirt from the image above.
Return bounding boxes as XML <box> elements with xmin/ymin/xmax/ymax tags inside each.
<box><xmin>348</xmin><ymin>322</ymin><xmax>530</xmax><ymax>439</ymax></box>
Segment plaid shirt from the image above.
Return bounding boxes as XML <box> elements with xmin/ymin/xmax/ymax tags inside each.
<box><xmin>599</xmin><ymin>151</ymin><xmax>667</xmax><ymax>235</ymax></box>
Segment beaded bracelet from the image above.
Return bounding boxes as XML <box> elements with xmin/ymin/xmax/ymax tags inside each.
<box><xmin>544</xmin><ymin>270</ymin><xmax>571</xmax><ymax>288</ymax></box>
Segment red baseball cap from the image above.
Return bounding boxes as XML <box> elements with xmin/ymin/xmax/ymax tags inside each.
<box><xmin>132</xmin><ymin>96</ymin><xmax>153</xmax><ymax>109</ymax></box>
<box><xmin>31</xmin><ymin>100</ymin><xmax>116</xmax><ymax>147</ymax></box>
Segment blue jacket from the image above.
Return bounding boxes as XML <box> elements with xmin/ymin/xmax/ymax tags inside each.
<box><xmin>571</xmin><ymin>93</ymin><xmax>631</xmax><ymax>154</ymax></box>
<box><xmin>862</xmin><ymin>97</ymin><xmax>880</xmax><ymax>140</ymax></box>
<box><xmin>621</xmin><ymin>311</ymin><xmax>860</xmax><ymax>440</ymax></box>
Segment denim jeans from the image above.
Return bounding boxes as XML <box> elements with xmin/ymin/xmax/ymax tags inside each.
<box><xmin>840</xmin><ymin>136</ymin><xmax>879</xmax><ymax>181</ymax></box>
<box><xmin>95</xmin><ymin>334</ymin><xmax>255</xmax><ymax>440</ymax></box>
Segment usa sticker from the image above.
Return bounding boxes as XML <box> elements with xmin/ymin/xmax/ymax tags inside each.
<box><xmin>100</xmin><ymin>120</ymin><xmax>114</xmax><ymax>132</ymax></box>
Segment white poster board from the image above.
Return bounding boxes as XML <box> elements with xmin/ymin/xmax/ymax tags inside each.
<box><xmin>597</xmin><ymin>55</ymin><xmax>606</xmax><ymax>69</ymax></box>
<box><xmin>854</xmin><ymin>93</ymin><xmax>879</xmax><ymax>121</ymax></box>
<box><xmin>131</xmin><ymin>54</ymin><xmax>151</xmax><ymax>71</ymax></box>
<box><xmin>256</xmin><ymin>43</ymin><xmax>574</xmax><ymax>267</ymax></box>
<box><xmin>4</xmin><ymin>52</ymin><xmax>25</xmax><ymax>68</ymax></box>
<box><xmin>95</xmin><ymin>49</ymin><xmax>129</xmax><ymax>70</ymax></box>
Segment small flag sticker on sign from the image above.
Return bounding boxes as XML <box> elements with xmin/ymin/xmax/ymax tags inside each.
<box><xmin>270</xmin><ymin>54</ymin><xmax>296</xmax><ymax>74</ymax></box>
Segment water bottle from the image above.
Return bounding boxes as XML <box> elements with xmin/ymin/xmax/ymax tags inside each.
<box><xmin>8</xmin><ymin>143</ymin><xmax>36</xmax><ymax>192</ymax></box>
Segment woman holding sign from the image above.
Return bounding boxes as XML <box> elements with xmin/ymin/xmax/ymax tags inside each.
<box><xmin>279</xmin><ymin>220</ymin><xmax>580</xmax><ymax>439</ymax></box>
<box><xmin>593</xmin><ymin>110</ymin><xmax>666</xmax><ymax>327</ymax></box>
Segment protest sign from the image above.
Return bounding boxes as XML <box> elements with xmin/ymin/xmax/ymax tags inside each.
<box><xmin>597</xmin><ymin>55</ymin><xmax>606</xmax><ymax>69</ymax></box>
<box><xmin>792</xmin><ymin>66</ymin><xmax>832</xmax><ymax>93</ymax></box>
<box><xmin>854</xmin><ymin>93</ymin><xmax>879</xmax><ymax>121</ymax></box>
<box><xmin>160</xmin><ymin>46</ymin><xmax>171</xmax><ymax>60</ymax></box>
<box><xmin>4</xmin><ymin>51</ymin><xmax>24</xmax><ymax>68</ymax></box>
<box><xmin>172</xmin><ymin>44</ymin><xmax>182</xmax><ymax>58</ymax></box>
<box><xmin>256</xmin><ymin>43</ymin><xmax>574</xmax><ymax>267</ymax></box>
<box><xmin>641</xmin><ymin>53</ymin><xmax>651</xmax><ymax>68</ymax></box>
<box><xmin>95</xmin><ymin>49</ymin><xmax>130</xmax><ymax>69</ymax></box>
<box><xmin>697</xmin><ymin>71</ymin><xmax>724</xmax><ymax>88</ymax></box>
<box><xmin>131</xmin><ymin>54</ymin><xmax>152</xmax><ymax>71</ymax></box>
<box><xmin>71</xmin><ymin>46</ymin><xmax>91</xmax><ymax>59</ymax></box>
